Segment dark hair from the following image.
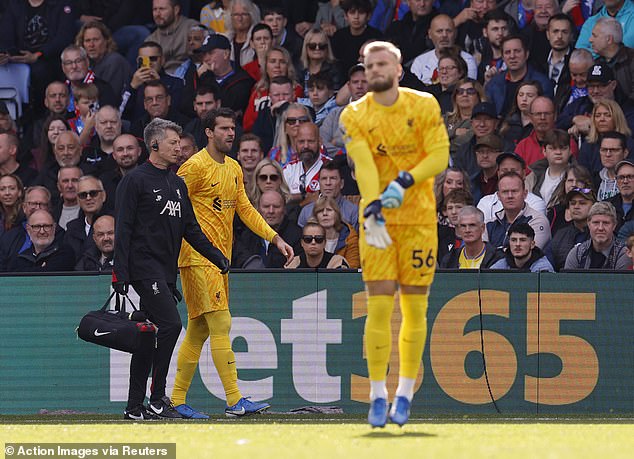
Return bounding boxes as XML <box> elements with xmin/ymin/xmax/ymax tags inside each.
<box><xmin>202</xmin><ymin>108</ymin><xmax>237</xmax><ymax>130</ymax></box>
<box><xmin>195</xmin><ymin>83</ymin><xmax>220</xmax><ymax>100</ymax></box>
<box><xmin>599</xmin><ymin>131</ymin><xmax>627</xmax><ymax>150</ymax></box>
<box><xmin>262</xmin><ymin>6</ymin><xmax>287</xmax><ymax>17</ymax></box>
<box><xmin>542</xmin><ymin>129</ymin><xmax>570</xmax><ymax>149</ymax></box>
<box><xmin>483</xmin><ymin>9</ymin><xmax>513</xmax><ymax>27</ymax></box>
<box><xmin>342</xmin><ymin>0</ymin><xmax>373</xmax><ymax>14</ymax></box>
<box><xmin>139</xmin><ymin>40</ymin><xmax>163</xmax><ymax>55</ymax></box>
<box><xmin>320</xmin><ymin>160</ymin><xmax>342</xmax><ymax>177</ymax></box>
<box><xmin>251</xmin><ymin>23</ymin><xmax>273</xmax><ymax>37</ymax></box>
<box><xmin>501</xmin><ymin>34</ymin><xmax>528</xmax><ymax>52</ymax></box>
<box><xmin>437</xmin><ymin>49</ymin><xmax>468</xmax><ymax>79</ymax></box>
<box><xmin>548</xmin><ymin>13</ymin><xmax>575</xmax><ymax>32</ymax></box>
<box><xmin>144</xmin><ymin>80</ymin><xmax>168</xmax><ymax>95</ymax></box>
<box><xmin>39</xmin><ymin>113</ymin><xmax>71</xmax><ymax>163</ymax></box>
<box><xmin>270</xmin><ymin>75</ymin><xmax>293</xmax><ymax>87</ymax></box>
<box><xmin>507</xmin><ymin>222</ymin><xmax>535</xmax><ymax>239</ymax></box>
<box><xmin>307</xmin><ymin>71</ymin><xmax>335</xmax><ymax>90</ymax></box>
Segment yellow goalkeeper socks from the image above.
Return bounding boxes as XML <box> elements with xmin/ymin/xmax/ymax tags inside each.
<box><xmin>172</xmin><ymin>316</ymin><xmax>207</xmax><ymax>406</ymax></box>
<box><xmin>208</xmin><ymin>310</ymin><xmax>242</xmax><ymax>407</ymax></box>
<box><xmin>398</xmin><ymin>293</ymin><xmax>428</xmax><ymax>380</ymax></box>
<box><xmin>365</xmin><ymin>295</ymin><xmax>394</xmax><ymax>384</ymax></box>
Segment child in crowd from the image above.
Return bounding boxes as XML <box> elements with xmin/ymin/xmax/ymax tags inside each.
<box><xmin>68</xmin><ymin>83</ymin><xmax>99</xmax><ymax>145</ymax></box>
<box><xmin>298</xmin><ymin>72</ymin><xmax>338</xmax><ymax>126</ymax></box>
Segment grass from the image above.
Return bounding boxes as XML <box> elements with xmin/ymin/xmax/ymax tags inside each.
<box><xmin>2</xmin><ymin>415</ymin><xmax>634</xmax><ymax>458</ymax></box>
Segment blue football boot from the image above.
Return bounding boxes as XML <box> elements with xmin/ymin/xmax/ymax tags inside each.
<box><xmin>368</xmin><ymin>398</ymin><xmax>388</xmax><ymax>428</ymax></box>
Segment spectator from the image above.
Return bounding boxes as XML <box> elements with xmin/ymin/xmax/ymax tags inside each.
<box><xmin>331</xmin><ymin>0</ymin><xmax>383</xmax><ymax>73</ymax></box>
<box><xmin>184</xmin><ymin>85</ymin><xmax>221</xmax><ymax>149</ymax></box>
<box><xmin>6</xmin><ymin>209</ymin><xmax>75</xmax><ymax>273</ymax></box>
<box><xmin>28</xmin><ymin>82</ymin><xmax>71</xmax><ymax>158</ymax></box>
<box><xmin>440</xmin><ymin>205</ymin><xmax>500</xmax><ymax>269</ymax></box>
<box><xmin>37</xmin><ymin>131</ymin><xmax>82</xmax><ymax>197</ymax></box>
<box><xmin>424</xmin><ymin>51</ymin><xmax>468</xmax><ymax>114</ymax></box>
<box><xmin>515</xmin><ymin>96</ymin><xmax>578</xmax><ymax>169</ymax></box>
<box><xmin>243</xmin><ymin>46</ymin><xmax>302</xmax><ymax>132</ymax></box>
<box><xmin>607</xmin><ymin>159</ymin><xmax>634</xmax><ymax>231</ymax></box>
<box><xmin>80</xmin><ymin>106</ymin><xmax>122</xmax><ymax>177</ymax></box>
<box><xmin>67</xmin><ymin>83</ymin><xmax>99</xmax><ymax>147</ymax></box>
<box><xmin>625</xmin><ymin>234</ymin><xmax>634</xmax><ymax>264</ymax></box>
<box><xmin>64</xmin><ymin>175</ymin><xmax>108</xmax><ymax>260</ymax></box>
<box><xmin>0</xmin><ymin>174</ymin><xmax>25</xmax><ymax>236</ymax></box>
<box><xmin>554</xmin><ymin>49</ymin><xmax>593</xmax><ymax>117</ymax></box>
<box><xmin>75</xmin><ymin>214</ymin><xmax>114</xmax><ymax>272</ymax></box>
<box><xmin>521</xmin><ymin>0</ymin><xmax>558</xmax><ymax>74</ymax></box>
<box><xmin>595</xmin><ymin>131</ymin><xmax>630</xmax><ymax>201</ymax></box>
<box><xmin>241</xmin><ymin>23</ymin><xmax>274</xmax><ymax>82</ymax></box>
<box><xmin>60</xmin><ymin>45</ymin><xmax>119</xmax><ymax>111</ymax></box>
<box><xmin>252</xmin><ymin>76</ymin><xmax>299</xmax><ymax>153</ymax></box>
<box><xmin>178</xmin><ymin>133</ymin><xmax>197</xmax><ymax>167</ymax></box>
<box><xmin>437</xmin><ymin>188</ymin><xmax>475</xmax><ymax>262</ymax></box>
<box><xmin>299</xmin><ymin>28</ymin><xmax>344</xmax><ymax>93</ymax></box>
<box><xmin>130</xmin><ymin>81</ymin><xmax>190</xmax><ymax>139</ymax></box>
<box><xmin>579</xmin><ymin>100</ymin><xmax>634</xmax><ymax>175</ymax></box>
<box><xmin>385</xmin><ymin>0</ymin><xmax>437</xmax><ymax>65</ymax></box>
<box><xmin>121</xmin><ymin>41</ymin><xmax>185</xmax><ymax>123</ymax></box>
<box><xmin>298</xmin><ymin>161</ymin><xmax>359</xmax><ymax>230</ymax></box>
<box><xmin>472</xmin><ymin>133</ymin><xmax>503</xmax><ymax>203</ymax></box>
<box><xmin>315</xmin><ymin>0</ymin><xmax>346</xmax><ymax>37</ymax></box>
<box><xmin>525</xmin><ymin>129</ymin><xmax>573</xmax><ymax>205</ymax></box>
<box><xmin>544</xmin><ymin>14</ymin><xmax>574</xmax><ymax>97</ymax></box>
<box><xmin>411</xmin><ymin>14</ymin><xmax>477</xmax><ymax>85</ymax></box>
<box><xmin>285</xmin><ymin>221</ymin><xmax>350</xmax><ymax>269</ymax></box>
<box><xmin>298</xmin><ymin>72</ymin><xmax>338</xmax><ymax>126</ymax></box>
<box><xmin>53</xmin><ymin>166</ymin><xmax>82</xmax><ymax>231</ymax></box>
<box><xmin>269</xmin><ymin>103</ymin><xmax>313</xmax><ymax>167</ymax></box>
<box><xmin>458</xmin><ymin>0</ymin><xmax>498</xmax><ymax>56</ymax></box>
<box><xmin>100</xmin><ymin>134</ymin><xmax>142</xmax><ymax>211</ymax></box>
<box><xmin>551</xmin><ymin>187</ymin><xmax>595</xmax><ymax>270</ymax></box>
<box><xmin>225</xmin><ymin>0</ymin><xmax>260</xmax><ymax>66</ymax></box>
<box><xmin>196</xmin><ymin>33</ymin><xmax>255</xmax><ymax>116</ymax></box>
<box><xmin>200</xmin><ymin>0</ymin><xmax>230</xmax><ymax>33</ymax></box>
<box><xmin>444</xmin><ymin>78</ymin><xmax>484</xmax><ymax>157</ymax></box>
<box><xmin>232</xmin><ymin>190</ymin><xmax>302</xmax><ymax>268</ymax></box>
<box><xmin>0</xmin><ymin>132</ymin><xmax>38</xmax><ymax>187</ymax></box>
<box><xmin>75</xmin><ymin>21</ymin><xmax>133</xmax><ymax>99</ymax></box>
<box><xmin>236</xmin><ymin>133</ymin><xmax>264</xmax><ymax>191</ymax></box>
<box><xmin>499</xmin><ymin>80</ymin><xmax>543</xmax><ymax>147</ymax></box>
<box><xmin>485</xmin><ymin>171</ymin><xmax>551</xmax><ymax>249</ymax></box>
<box><xmin>147</xmin><ymin>0</ymin><xmax>199</xmax><ymax>74</ymax></box>
<box><xmin>434</xmin><ymin>166</ymin><xmax>472</xmax><ymax>224</ymax></box>
<box><xmin>311</xmin><ymin>195</ymin><xmax>359</xmax><ymax>268</ymax></box>
<box><xmin>546</xmin><ymin>163</ymin><xmax>595</xmax><ymax>235</ymax></box>
<box><xmin>283</xmin><ymin>123</ymin><xmax>329</xmax><ymax>201</ymax></box>
<box><xmin>489</xmin><ymin>222</ymin><xmax>555</xmax><ymax>272</ymax></box>
<box><xmin>475</xmin><ymin>10</ymin><xmax>511</xmax><ymax>81</ymax></box>
<box><xmin>478</xmin><ymin>152</ymin><xmax>548</xmax><ymax>221</ymax></box>
<box><xmin>321</xmin><ymin>64</ymin><xmax>369</xmax><ymax>157</ymax></box>
<box><xmin>576</xmin><ymin>0</ymin><xmax>634</xmax><ymax>52</ymax></box>
<box><xmin>261</xmin><ymin>5</ymin><xmax>303</xmax><ymax>71</ymax></box>
<box><xmin>485</xmin><ymin>35</ymin><xmax>553</xmax><ymax>118</ymax></box>
<box><xmin>174</xmin><ymin>24</ymin><xmax>211</xmax><ymax>118</ymax></box>
<box><xmin>247</xmin><ymin>158</ymin><xmax>291</xmax><ymax>207</ymax></box>
<box><xmin>564</xmin><ymin>201</ymin><xmax>632</xmax><ymax>269</ymax></box>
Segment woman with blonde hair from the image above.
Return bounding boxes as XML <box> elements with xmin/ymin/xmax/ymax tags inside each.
<box><xmin>433</xmin><ymin>167</ymin><xmax>471</xmax><ymax>224</ymax></box>
<box><xmin>268</xmin><ymin>103</ymin><xmax>313</xmax><ymax>167</ymax></box>
<box><xmin>444</xmin><ymin>78</ymin><xmax>484</xmax><ymax>154</ymax></box>
<box><xmin>247</xmin><ymin>158</ymin><xmax>290</xmax><ymax>206</ymax></box>
<box><xmin>578</xmin><ymin>99</ymin><xmax>634</xmax><ymax>174</ymax></box>
<box><xmin>299</xmin><ymin>29</ymin><xmax>343</xmax><ymax>93</ymax></box>
<box><xmin>312</xmin><ymin>195</ymin><xmax>359</xmax><ymax>268</ymax></box>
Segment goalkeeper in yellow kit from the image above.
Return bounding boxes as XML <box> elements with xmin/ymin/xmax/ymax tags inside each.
<box><xmin>340</xmin><ymin>41</ymin><xmax>449</xmax><ymax>428</ymax></box>
<box><xmin>171</xmin><ymin>108</ymin><xmax>294</xmax><ymax>419</ymax></box>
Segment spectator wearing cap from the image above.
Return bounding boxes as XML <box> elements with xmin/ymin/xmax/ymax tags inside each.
<box><xmin>594</xmin><ymin>131</ymin><xmax>629</xmax><ymax>200</ymax></box>
<box><xmin>589</xmin><ymin>17</ymin><xmax>634</xmax><ymax>105</ymax></box>
<box><xmin>607</xmin><ymin>159</ymin><xmax>634</xmax><ymax>231</ymax></box>
<box><xmin>485</xmin><ymin>35</ymin><xmax>553</xmax><ymax>118</ymax></box>
<box><xmin>410</xmin><ymin>14</ymin><xmax>478</xmax><ymax>85</ymax></box>
<box><xmin>564</xmin><ymin>201</ymin><xmax>632</xmax><ymax>269</ymax></box>
<box><xmin>146</xmin><ymin>0</ymin><xmax>199</xmax><ymax>74</ymax></box>
<box><xmin>473</xmin><ymin>133</ymin><xmax>503</xmax><ymax>203</ymax></box>
<box><xmin>331</xmin><ymin>0</ymin><xmax>383</xmax><ymax>75</ymax></box>
<box><xmin>197</xmin><ymin>33</ymin><xmax>255</xmax><ymax>117</ymax></box>
<box><xmin>525</xmin><ymin>129</ymin><xmax>574</xmax><ymax>205</ymax></box>
<box><xmin>478</xmin><ymin>151</ymin><xmax>548</xmax><ymax>221</ymax></box>
<box><xmin>515</xmin><ymin>96</ymin><xmax>579</xmax><ymax>169</ymax></box>
<box><xmin>551</xmin><ymin>187</ymin><xmax>595</xmax><ymax>270</ymax></box>
<box><xmin>576</xmin><ymin>0</ymin><xmax>634</xmax><ymax>52</ymax></box>
<box><xmin>489</xmin><ymin>222</ymin><xmax>555</xmax><ymax>272</ymax></box>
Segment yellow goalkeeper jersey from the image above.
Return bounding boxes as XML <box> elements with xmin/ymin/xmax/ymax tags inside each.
<box><xmin>177</xmin><ymin>149</ymin><xmax>277</xmax><ymax>267</ymax></box>
<box><xmin>340</xmin><ymin>87</ymin><xmax>449</xmax><ymax>226</ymax></box>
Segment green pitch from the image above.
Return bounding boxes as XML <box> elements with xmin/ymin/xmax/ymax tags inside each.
<box><xmin>2</xmin><ymin>415</ymin><xmax>634</xmax><ymax>458</ymax></box>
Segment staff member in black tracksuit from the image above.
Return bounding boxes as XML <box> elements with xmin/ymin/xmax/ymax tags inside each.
<box><xmin>113</xmin><ymin>117</ymin><xmax>229</xmax><ymax>420</ymax></box>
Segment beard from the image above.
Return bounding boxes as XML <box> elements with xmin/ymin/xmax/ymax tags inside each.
<box><xmin>368</xmin><ymin>76</ymin><xmax>395</xmax><ymax>93</ymax></box>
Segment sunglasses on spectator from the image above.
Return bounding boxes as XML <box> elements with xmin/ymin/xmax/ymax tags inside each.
<box><xmin>286</xmin><ymin>116</ymin><xmax>310</xmax><ymax>125</ymax></box>
<box><xmin>302</xmin><ymin>235</ymin><xmax>326</xmax><ymax>244</ymax></box>
<box><xmin>78</xmin><ymin>190</ymin><xmax>103</xmax><ymax>200</ymax></box>
<box><xmin>28</xmin><ymin>224</ymin><xmax>54</xmax><ymax>232</ymax></box>
<box><xmin>258</xmin><ymin>174</ymin><xmax>280</xmax><ymax>182</ymax></box>
<box><xmin>456</xmin><ymin>87</ymin><xmax>477</xmax><ymax>95</ymax></box>
<box><xmin>307</xmin><ymin>43</ymin><xmax>328</xmax><ymax>51</ymax></box>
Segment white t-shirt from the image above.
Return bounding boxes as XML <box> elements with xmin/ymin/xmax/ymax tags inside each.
<box><xmin>478</xmin><ymin>192</ymin><xmax>547</xmax><ymax>223</ymax></box>
<box><xmin>539</xmin><ymin>168</ymin><xmax>564</xmax><ymax>206</ymax></box>
<box><xmin>410</xmin><ymin>49</ymin><xmax>478</xmax><ymax>84</ymax></box>
<box><xmin>58</xmin><ymin>204</ymin><xmax>80</xmax><ymax>230</ymax></box>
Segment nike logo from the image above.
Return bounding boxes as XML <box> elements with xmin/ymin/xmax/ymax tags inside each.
<box><xmin>127</xmin><ymin>412</ymin><xmax>143</xmax><ymax>420</ymax></box>
<box><xmin>151</xmin><ymin>405</ymin><xmax>164</xmax><ymax>415</ymax></box>
<box><xmin>153</xmin><ymin>189</ymin><xmax>161</xmax><ymax>193</ymax></box>
<box><xmin>231</xmin><ymin>407</ymin><xmax>246</xmax><ymax>415</ymax></box>
<box><xmin>228</xmin><ymin>361</ymin><xmax>235</xmax><ymax>365</ymax></box>
<box><xmin>375</xmin><ymin>345</ymin><xmax>388</xmax><ymax>350</ymax></box>
<box><xmin>211</xmin><ymin>182</ymin><xmax>220</xmax><ymax>187</ymax></box>
<box><xmin>94</xmin><ymin>330</ymin><xmax>111</xmax><ymax>337</ymax></box>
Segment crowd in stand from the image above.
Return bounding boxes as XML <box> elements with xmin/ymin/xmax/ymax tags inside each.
<box><xmin>0</xmin><ymin>0</ymin><xmax>633</xmax><ymax>273</ymax></box>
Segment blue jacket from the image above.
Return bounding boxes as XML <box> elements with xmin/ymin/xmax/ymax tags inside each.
<box><xmin>576</xmin><ymin>0</ymin><xmax>634</xmax><ymax>53</ymax></box>
<box><xmin>489</xmin><ymin>249</ymin><xmax>555</xmax><ymax>272</ymax></box>
<box><xmin>485</xmin><ymin>66</ymin><xmax>554</xmax><ymax>117</ymax></box>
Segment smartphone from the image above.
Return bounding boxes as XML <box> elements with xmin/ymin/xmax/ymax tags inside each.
<box><xmin>89</xmin><ymin>102</ymin><xmax>99</xmax><ymax>115</ymax></box>
<box><xmin>137</xmin><ymin>56</ymin><xmax>151</xmax><ymax>69</ymax></box>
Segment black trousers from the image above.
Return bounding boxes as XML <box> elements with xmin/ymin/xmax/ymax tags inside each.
<box><xmin>126</xmin><ymin>279</ymin><xmax>181</xmax><ymax>410</ymax></box>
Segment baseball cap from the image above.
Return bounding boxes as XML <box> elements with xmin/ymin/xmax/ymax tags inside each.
<box><xmin>587</xmin><ymin>63</ymin><xmax>615</xmax><ymax>84</ymax></box>
<box><xmin>495</xmin><ymin>151</ymin><xmax>526</xmax><ymax>167</ymax></box>
<box><xmin>615</xmin><ymin>159</ymin><xmax>634</xmax><ymax>173</ymax></box>
<box><xmin>348</xmin><ymin>63</ymin><xmax>365</xmax><ymax>78</ymax></box>
<box><xmin>475</xmin><ymin>134</ymin><xmax>503</xmax><ymax>151</ymax></box>
<box><xmin>565</xmin><ymin>187</ymin><xmax>596</xmax><ymax>206</ymax></box>
<box><xmin>195</xmin><ymin>33</ymin><xmax>231</xmax><ymax>53</ymax></box>
<box><xmin>471</xmin><ymin>102</ymin><xmax>498</xmax><ymax>119</ymax></box>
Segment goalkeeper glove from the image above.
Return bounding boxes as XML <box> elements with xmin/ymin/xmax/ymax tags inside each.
<box><xmin>380</xmin><ymin>171</ymin><xmax>415</xmax><ymax>209</ymax></box>
<box><xmin>362</xmin><ymin>200</ymin><xmax>392</xmax><ymax>249</ymax></box>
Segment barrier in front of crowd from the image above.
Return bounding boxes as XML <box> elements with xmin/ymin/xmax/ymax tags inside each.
<box><xmin>1</xmin><ymin>271</ymin><xmax>632</xmax><ymax>415</ymax></box>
